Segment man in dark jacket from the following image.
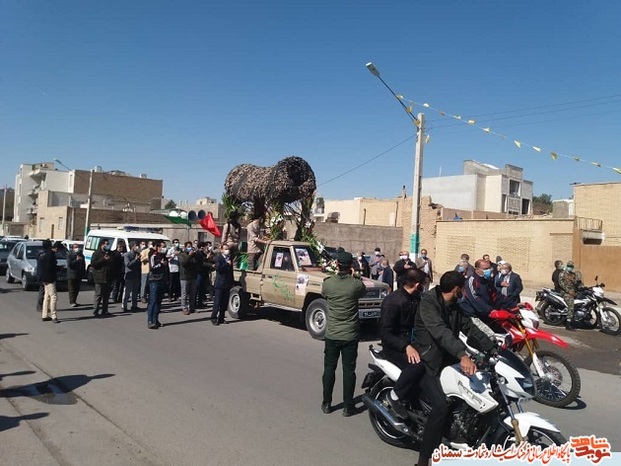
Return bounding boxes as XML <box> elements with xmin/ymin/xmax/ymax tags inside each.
<box><xmin>67</xmin><ymin>243</ymin><xmax>86</xmax><ymax>307</ymax></box>
<box><xmin>393</xmin><ymin>250</ymin><xmax>415</xmax><ymax>288</ymax></box>
<box><xmin>147</xmin><ymin>241</ymin><xmax>169</xmax><ymax>329</ymax></box>
<box><xmin>320</xmin><ymin>251</ymin><xmax>367</xmax><ymax>417</ymax></box>
<box><xmin>412</xmin><ymin>271</ymin><xmax>496</xmax><ymax>466</ymax></box>
<box><xmin>460</xmin><ymin>259</ymin><xmax>511</xmax><ymax>319</ymax></box>
<box><xmin>91</xmin><ymin>239</ymin><xmax>115</xmax><ymax>317</ymax></box>
<box><xmin>210</xmin><ymin>244</ymin><xmax>234</xmax><ymax>326</ymax></box>
<box><xmin>379</xmin><ymin>268</ymin><xmax>426</xmax><ymax>418</ymax></box>
<box><xmin>122</xmin><ymin>242</ymin><xmax>142</xmax><ymax>312</ymax></box>
<box><xmin>179</xmin><ymin>241</ymin><xmax>199</xmax><ymax>315</ymax></box>
<box><xmin>40</xmin><ymin>240</ymin><xmax>60</xmax><ymax>323</ymax></box>
<box><xmin>552</xmin><ymin>260</ymin><xmax>563</xmax><ymax>293</ymax></box>
<box><xmin>110</xmin><ymin>241</ymin><xmax>127</xmax><ymax>303</ymax></box>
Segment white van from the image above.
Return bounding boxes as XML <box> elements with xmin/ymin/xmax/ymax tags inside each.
<box><xmin>84</xmin><ymin>227</ymin><xmax>171</xmax><ymax>283</ymax></box>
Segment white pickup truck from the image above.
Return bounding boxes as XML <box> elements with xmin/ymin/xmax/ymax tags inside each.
<box><xmin>228</xmin><ymin>240</ymin><xmax>390</xmax><ymax>339</ymax></box>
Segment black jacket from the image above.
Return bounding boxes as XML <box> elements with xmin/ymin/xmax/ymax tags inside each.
<box><xmin>380</xmin><ymin>287</ymin><xmax>421</xmax><ymax>353</ymax></box>
<box><xmin>178</xmin><ymin>251</ymin><xmax>199</xmax><ymax>280</ymax></box>
<box><xmin>67</xmin><ymin>250</ymin><xmax>86</xmax><ymax>280</ymax></box>
<box><xmin>393</xmin><ymin>258</ymin><xmax>414</xmax><ymax>287</ymax></box>
<box><xmin>413</xmin><ymin>287</ymin><xmax>495</xmax><ymax>375</ymax></box>
<box><xmin>148</xmin><ymin>252</ymin><xmax>169</xmax><ymax>283</ymax></box>
<box><xmin>39</xmin><ymin>250</ymin><xmax>57</xmax><ymax>284</ymax></box>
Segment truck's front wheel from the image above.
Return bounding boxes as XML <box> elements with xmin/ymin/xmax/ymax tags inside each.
<box><xmin>228</xmin><ymin>286</ymin><xmax>249</xmax><ymax>320</ymax></box>
<box><xmin>305</xmin><ymin>298</ymin><xmax>328</xmax><ymax>340</ymax></box>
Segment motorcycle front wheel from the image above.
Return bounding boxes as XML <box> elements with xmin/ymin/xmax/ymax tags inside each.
<box><xmin>524</xmin><ymin>350</ymin><xmax>581</xmax><ymax>408</ymax></box>
<box><xmin>368</xmin><ymin>380</ymin><xmax>417</xmax><ymax>449</ymax></box>
<box><xmin>498</xmin><ymin>427</ymin><xmax>566</xmax><ymax>448</ymax></box>
<box><xmin>539</xmin><ymin>302</ymin><xmax>565</xmax><ymax>326</ymax></box>
<box><xmin>599</xmin><ymin>307</ymin><xmax>621</xmax><ymax>335</ymax></box>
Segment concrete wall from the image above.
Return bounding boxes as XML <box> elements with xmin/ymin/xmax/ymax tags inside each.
<box><xmin>313</xmin><ymin>222</ymin><xmax>403</xmax><ymax>264</ymax></box>
<box><xmin>574</xmin><ymin>183</ymin><xmax>621</xmax><ymax>246</ymax></box>
<box><xmin>573</xmin><ymin>240</ymin><xmax>621</xmax><ymax>291</ymax></box>
<box><xmin>433</xmin><ymin>218</ymin><xmax>574</xmax><ymax>285</ymax></box>
<box><xmin>422</xmin><ymin>175</ymin><xmax>479</xmax><ymax>211</ymax></box>
<box><xmin>322</xmin><ymin>199</ymin><xmax>361</xmax><ymax>224</ymax></box>
<box><xmin>484</xmin><ymin>175</ymin><xmax>503</xmax><ymax>212</ymax></box>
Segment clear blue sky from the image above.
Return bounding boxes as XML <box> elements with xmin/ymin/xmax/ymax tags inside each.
<box><xmin>1</xmin><ymin>1</ymin><xmax>620</xmax><ymax>203</ymax></box>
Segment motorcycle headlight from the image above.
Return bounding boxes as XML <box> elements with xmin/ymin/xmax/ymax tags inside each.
<box><xmin>380</xmin><ymin>289</ymin><xmax>388</xmax><ymax>299</ymax></box>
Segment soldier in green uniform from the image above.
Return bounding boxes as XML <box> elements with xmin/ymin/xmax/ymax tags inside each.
<box><xmin>320</xmin><ymin>251</ymin><xmax>367</xmax><ymax>417</ymax></box>
<box><xmin>559</xmin><ymin>260</ymin><xmax>583</xmax><ymax>331</ymax></box>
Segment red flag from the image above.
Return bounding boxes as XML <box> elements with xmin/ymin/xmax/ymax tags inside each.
<box><xmin>200</xmin><ymin>212</ymin><xmax>221</xmax><ymax>237</ymax></box>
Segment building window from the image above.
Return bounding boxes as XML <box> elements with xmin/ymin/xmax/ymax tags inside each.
<box><xmin>39</xmin><ymin>218</ymin><xmax>45</xmax><ymax>233</ymax></box>
<box><xmin>521</xmin><ymin>199</ymin><xmax>530</xmax><ymax>215</ymax></box>
<box><xmin>58</xmin><ymin>217</ymin><xmax>64</xmax><ymax>230</ymax></box>
<box><xmin>509</xmin><ymin>180</ymin><xmax>521</xmax><ymax>197</ymax></box>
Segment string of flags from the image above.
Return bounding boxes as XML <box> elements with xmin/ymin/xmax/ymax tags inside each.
<box><xmin>396</xmin><ymin>95</ymin><xmax>621</xmax><ymax>176</ymax></box>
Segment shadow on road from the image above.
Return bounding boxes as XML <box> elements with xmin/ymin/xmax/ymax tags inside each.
<box><xmin>559</xmin><ymin>397</ymin><xmax>588</xmax><ymax>411</ymax></box>
<box><xmin>0</xmin><ymin>373</ymin><xmax>115</xmax><ymax>405</ymax></box>
<box><xmin>0</xmin><ymin>333</ymin><xmax>29</xmax><ymax>340</ymax></box>
<box><xmin>0</xmin><ymin>370</ymin><xmax>36</xmax><ymax>381</ymax></box>
<box><xmin>0</xmin><ymin>412</ymin><xmax>49</xmax><ymax>432</ymax></box>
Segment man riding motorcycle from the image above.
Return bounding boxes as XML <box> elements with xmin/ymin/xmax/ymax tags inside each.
<box><xmin>558</xmin><ymin>260</ymin><xmax>582</xmax><ymax>331</ymax></box>
<box><xmin>379</xmin><ymin>268</ymin><xmax>427</xmax><ymax>419</ymax></box>
<box><xmin>412</xmin><ymin>271</ymin><xmax>496</xmax><ymax>466</ymax></box>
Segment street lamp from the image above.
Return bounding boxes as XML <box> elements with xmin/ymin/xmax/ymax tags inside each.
<box><xmin>54</xmin><ymin>158</ymin><xmax>94</xmax><ymax>239</ymax></box>
<box><xmin>365</xmin><ymin>62</ymin><xmax>425</xmax><ymax>256</ymax></box>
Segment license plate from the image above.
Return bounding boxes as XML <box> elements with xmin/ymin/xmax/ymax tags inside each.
<box><xmin>361</xmin><ymin>309</ymin><xmax>381</xmax><ymax>319</ymax></box>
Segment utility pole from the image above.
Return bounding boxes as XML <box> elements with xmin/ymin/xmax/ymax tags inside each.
<box><xmin>411</xmin><ymin>113</ymin><xmax>425</xmax><ymax>256</ymax></box>
<box><xmin>84</xmin><ymin>170</ymin><xmax>94</xmax><ymax>238</ymax></box>
<box><xmin>1</xmin><ymin>184</ymin><xmax>7</xmax><ymax>236</ymax></box>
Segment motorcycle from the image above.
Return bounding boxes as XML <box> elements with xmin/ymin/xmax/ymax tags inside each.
<box><xmin>361</xmin><ymin>337</ymin><xmax>566</xmax><ymax>451</ymax></box>
<box><xmin>487</xmin><ymin>304</ymin><xmax>581</xmax><ymax>408</ymax></box>
<box><xmin>535</xmin><ymin>280</ymin><xmax>621</xmax><ymax>335</ymax></box>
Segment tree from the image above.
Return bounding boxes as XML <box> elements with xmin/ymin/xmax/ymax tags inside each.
<box><xmin>532</xmin><ymin>193</ymin><xmax>553</xmax><ymax>215</ymax></box>
<box><xmin>164</xmin><ymin>199</ymin><xmax>177</xmax><ymax>210</ymax></box>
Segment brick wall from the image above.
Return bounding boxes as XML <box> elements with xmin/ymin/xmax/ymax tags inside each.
<box><xmin>574</xmin><ymin>183</ymin><xmax>621</xmax><ymax>246</ymax></box>
<box><xmin>433</xmin><ymin>218</ymin><xmax>574</xmax><ymax>285</ymax></box>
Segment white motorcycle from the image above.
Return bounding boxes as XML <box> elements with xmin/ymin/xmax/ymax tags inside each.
<box><xmin>361</xmin><ymin>336</ymin><xmax>566</xmax><ymax>450</ymax></box>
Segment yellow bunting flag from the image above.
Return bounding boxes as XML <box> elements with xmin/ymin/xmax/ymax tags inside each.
<box><xmin>533</xmin><ymin>146</ymin><xmax>542</xmax><ymax>152</ymax></box>
<box><xmin>425</xmin><ymin>134</ymin><xmax>431</xmax><ymax>144</ymax></box>
<box><xmin>514</xmin><ymin>141</ymin><xmax>522</xmax><ymax>148</ymax></box>
<box><xmin>551</xmin><ymin>152</ymin><xmax>558</xmax><ymax>160</ymax></box>
<box><xmin>467</xmin><ymin>119</ymin><xmax>476</xmax><ymax>125</ymax></box>
<box><xmin>573</xmin><ymin>157</ymin><xmax>580</xmax><ymax>162</ymax></box>
<box><xmin>406</xmin><ymin>106</ymin><xmax>412</xmax><ymax>114</ymax></box>
<box><xmin>483</xmin><ymin>127</ymin><xmax>491</xmax><ymax>133</ymax></box>
<box><xmin>396</xmin><ymin>94</ymin><xmax>404</xmax><ymax>100</ymax></box>
<box><xmin>613</xmin><ymin>168</ymin><xmax>621</xmax><ymax>175</ymax></box>
<box><xmin>423</xmin><ymin>103</ymin><xmax>430</xmax><ymax>107</ymax></box>
<box><xmin>592</xmin><ymin>162</ymin><xmax>601</xmax><ymax>167</ymax></box>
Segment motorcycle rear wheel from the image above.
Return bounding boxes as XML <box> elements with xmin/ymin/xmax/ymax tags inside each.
<box><xmin>539</xmin><ymin>302</ymin><xmax>565</xmax><ymax>326</ymax></box>
<box><xmin>368</xmin><ymin>380</ymin><xmax>417</xmax><ymax>449</ymax></box>
<box><xmin>599</xmin><ymin>307</ymin><xmax>621</xmax><ymax>335</ymax></box>
<box><xmin>524</xmin><ymin>350</ymin><xmax>581</xmax><ymax>408</ymax></box>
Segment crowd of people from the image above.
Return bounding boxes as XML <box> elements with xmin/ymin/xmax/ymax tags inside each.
<box><xmin>34</xmin><ymin>238</ymin><xmax>234</xmax><ymax>329</ymax></box>
<box><xmin>319</xmin><ymin>248</ymin><xmax>580</xmax><ymax>466</ymax></box>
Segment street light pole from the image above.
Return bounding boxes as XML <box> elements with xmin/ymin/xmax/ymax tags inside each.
<box><xmin>84</xmin><ymin>169</ymin><xmax>93</xmax><ymax>238</ymax></box>
<box><xmin>1</xmin><ymin>184</ymin><xmax>7</xmax><ymax>236</ymax></box>
<box><xmin>366</xmin><ymin>62</ymin><xmax>425</xmax><ymax>256</ymax></box>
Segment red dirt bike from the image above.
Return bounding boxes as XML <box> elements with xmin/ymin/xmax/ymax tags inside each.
<box><xmin>487</xmin><ymin>303</ymin><xmax>581</xmax><ymax>408</ymax></box>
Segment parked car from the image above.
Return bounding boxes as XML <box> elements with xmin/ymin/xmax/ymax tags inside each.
<box><xmin>5</xmin><ymin>241</ymin><xmax>68</xmax><ymax>290</ymax></box>
<box><xmin>1</xmin><ymin>239</ymin><xmax>25</xmax><ymax>275</ymax></box>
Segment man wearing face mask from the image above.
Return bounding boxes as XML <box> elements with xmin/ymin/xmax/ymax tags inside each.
<box><xmin>459</xmin><ymin>259</ymin><xmax>511</xmax><ymax>320</ymax></box>
<box><xmin>393</xmin><ymin>250</ymin><xmax>414</xmax><ymax>288</ymax></box>
<box><xmin>379</xmin><ymin>268</ymin><xmax>427</xmax><ymax>419</ymax></box>
<box><xmin>178</xmin><ymin>241</ymin><xmax>199</xmax><ymax>315</ymax></box>
<box><xmin>210</xmin><ymin>243</ymin><xmax>234</xmax><ymax>326</ymax></box>
<box><xmin>413</xmin><ymin>271</ymin><xmax>496</xmax><ymax>466</ymax></box>
<box><xmin>415</xmin><ymin>248</ymin><xmax>434</xmax><ymax>292</ymax></box>
<box><xmin>559</xmin><ymin>260</ymin><xmax>583</xmax><ymax>331</ymax></box>
<box><xmin>353</xmin><ymin>252</ymin><xmax>370</xmax><ymax>278</ymax></box>
<box><xmin>494</xmin><ymin>261</ymin><xmax>523</xmax><ymax>308</ymax></box>
<box><xmin>147</xmin><ymin>241</ymin><xmax>169</xmax><ymax>329</ymax></box>
<box><xmin>369</xmin><ymin>247</ymin><xmax>383</xmax><ymax>280</ymax></box>
<box><xmin>122</xmin><ymin>242</ymin><xmax>142</xmax><ymax>312</ymax></box>
<box><xmin>67</xmin><ymin>242</ymin><xmax>86</xmax><ymax>307</ymax></box>
<box><xmin>91</xmin><ymin>240</ymin><xmax>115</xmax><ymax>317</ymax></box>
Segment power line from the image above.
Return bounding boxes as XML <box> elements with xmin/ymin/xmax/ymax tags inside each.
<box><xmin>318</xmin><ymin>135</ymin><xmax>414</xmax><ymax>186</ymax></box>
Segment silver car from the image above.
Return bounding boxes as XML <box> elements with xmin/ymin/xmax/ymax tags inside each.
<box><xmin>5</xmin><ymin>241</ymin><xmax>68</xmax><ymax>291</ymax></box>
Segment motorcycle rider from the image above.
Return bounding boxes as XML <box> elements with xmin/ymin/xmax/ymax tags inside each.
<box><xmin>413</xmin><ymin>271</ymin><xmax>496</xmax><ymax>466</ymax></box>
<box><xmin>559</xmin><ymin>260</ymin><xmax>583</xmax><ymax>331</ymax></box>
<box><xmin>379</xmin><ymin>268</ymin><xmax>427</xmax><ymax>419</ymax></box>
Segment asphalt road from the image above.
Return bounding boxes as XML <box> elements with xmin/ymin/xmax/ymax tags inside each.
<box><xmin>1</xmin><ymin>284</ymin><xmax>620</xmax><ymax>465</ymax></box>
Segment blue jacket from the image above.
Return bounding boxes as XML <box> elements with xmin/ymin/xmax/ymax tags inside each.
<box><xmin>459</xmin><ymin>273</ymin><xmax>511</xmax><ymax>318</ymax></box>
